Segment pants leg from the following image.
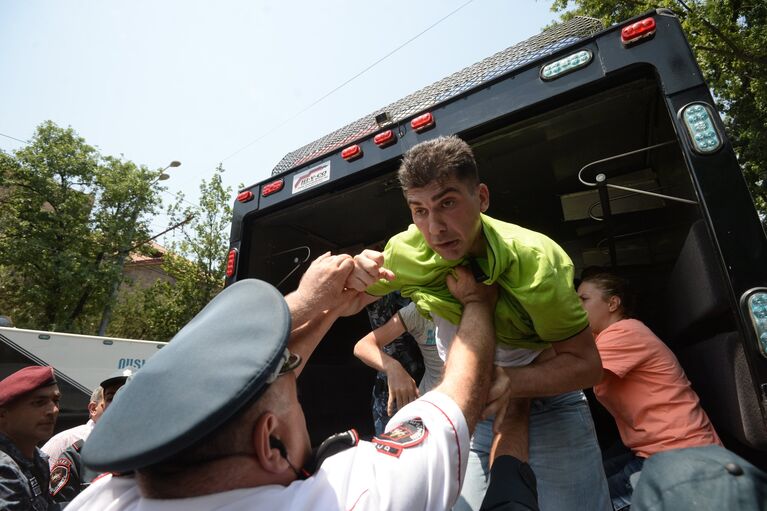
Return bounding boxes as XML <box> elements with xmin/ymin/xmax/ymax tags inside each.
<box><xmin>454</xmin><ymin>419</ymin><xmax>493</xmax><ymax>511</ymax></box>
<box><xmin>456</xmin><ymin>391</ymin><xmax>610</xmax><ymax>511</ymax></box>
<box><xmin>528</xmin><ymin>391</ymin><xmax>612</xmax><ymax>511</ymax></box>
<box><xmin>605</xmin><ymin>454</ymin><xmax>644</xmax><ymax>510</ymax></box>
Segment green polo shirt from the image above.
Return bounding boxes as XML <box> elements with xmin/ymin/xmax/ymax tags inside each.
<box><xmin>366</xmin><ymin>214</ymin><xmax>588</xmax><ymax>350</ymax></box>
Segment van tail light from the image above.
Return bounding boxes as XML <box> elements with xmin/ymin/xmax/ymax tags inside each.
<box><xmin>374</xmin><ymin>130</ymin><xmax>396</xmax><ymax>147</ymax></box>
<box><xmin>237</xmin><ymin>190</ymin><xmax>254</xmax><ymax>202</ymax></box>
<box><xmin>411</xmin><ymin>112</ymin><xmax>435</xmax><ymax>132</ymax></box>
<box><xmin>679</xmin><ymin>103</ymin><xmax>723</xmax><ymax>154</ymax></box>
<box><xmin>226</xmin><ymin>249</ymin><xmax>238</xmax><ymax>278</ymax></box>
<box><xmin>621</xmin><ymin>17</ymin><xmax>656</xmax><ymax>45</ymax></box>
<box><xmin>744</xmin><ymin>289</ymin><xmax>767</xmax><ymax>359</ymax></box>
<box><xmin>341</xmin><ymin>144</ymin><xmax>362</xmax><ymax>161</ymax></box>
<box><xmin>262</xmin><ymin>179</ymin><xmax>284</xmax><ymax>197</ymax></box>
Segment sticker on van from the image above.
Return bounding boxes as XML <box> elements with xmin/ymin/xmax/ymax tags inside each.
<box><xmin>292</xmin><ymin>162</ymin><xmax>331</xmax><ymax>194</ymax></box>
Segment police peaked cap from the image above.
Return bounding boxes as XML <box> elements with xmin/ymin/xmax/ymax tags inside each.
<box><xmin>100</xmin><ymin>368</ymin><xmax>136</xmax><ymax>389</ymax></box>
<box><xmin>82</xmin><ymin>279</ymin><xmax>294</xmax><ymax>472</ymax></box>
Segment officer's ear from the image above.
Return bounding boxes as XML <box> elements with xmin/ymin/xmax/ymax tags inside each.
<box><xmin>253</xmin><ymin>412</ymin><xmax>285</xmax><ymax>474</ymax></box>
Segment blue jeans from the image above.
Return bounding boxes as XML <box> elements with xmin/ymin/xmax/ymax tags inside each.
<box><xmin>603</xmin><ymin>446</ymin><xmax>644</xmax><ymax>510</ymax></box>
<box><xmin>454</xmin><ymin>390</ymin><xmax>611</xmax><ymax>511</ymax></box>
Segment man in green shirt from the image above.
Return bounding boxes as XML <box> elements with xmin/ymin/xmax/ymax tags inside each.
<box><xmin>346</xmin><ymin>135</ymin><xmax>610</xmax><ymax>511</ymax></box>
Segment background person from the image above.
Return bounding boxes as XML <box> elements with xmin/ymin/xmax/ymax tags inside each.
<box><xmin>42</xmin><ymin>386</ymin><xmax>104</xmax><ymax>467</ymax></box>
<box><xmin>355</xmin><ymin>299</ymin><xmax>442</xmax><ymax>427</ymax></box>
<box><xmin>0</xmin><ymin>365</ymin><xmax>61</xmax><ymax>510</ymax></box>
<box><xmin>577</xmin><ymin>270</ymin><xmax>722</xmax><ymax>510</ymax></box>
<box><xmin>364</xmin><ymin>292</ymin><xmax>425</xmax><ymax>435</ymax></box>
<box><xmin>48</xmin><ymin>368</ymin><xmax>134</xmax><ymax>503</ymax></box>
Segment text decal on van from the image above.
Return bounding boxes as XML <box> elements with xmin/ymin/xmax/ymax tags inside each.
<box><xmin>292</xmin><ymin>162</ymin><xmax>331</xmax><ymax>194</ymax></box>
<box><xmin>118</xmin><ymin>358</ymin><xmax>146</xmax><ymax>370</ymax></box>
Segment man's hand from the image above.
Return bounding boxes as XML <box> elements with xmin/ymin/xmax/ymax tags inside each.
<box><xmin>385</xmin><ymin>363</ymin><xmax>420</xmax><ymax>416</ymax></box>
<box><xmin>346</xmin><ymin>249</ymin><xmax>396</xmax><ymax>292</ymax></box>
<box><xmin>333</xmin><ymin>288</ymin><xmax>379</xmax><ymax>318</ymax></box>
<box><xmin>483</xmin><ymin>366</ymin><xmax>512</xmax><ymax>433</ymax></box>
<box><xmin>294</xmin><ymin>252</ymin><xmax>354</xmax><ymax>311</ymax></box>
<box><xmin>446</xmin><ymin>265</ymin><xmax>498</xmax><ymax>307</ymax></box>
<box><xmin>490</xmin><ymin>396</ymin><xmax>531</xmax><ymax>463</ymax></box>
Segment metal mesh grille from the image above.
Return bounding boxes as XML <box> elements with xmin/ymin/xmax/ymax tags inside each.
<box><xmin>272</xmin><ymin>16</ymin><xmax>603</xmax><ymax>175</ymax></box>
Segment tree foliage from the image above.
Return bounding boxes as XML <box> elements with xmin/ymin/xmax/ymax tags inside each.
<box><xmin>550</xmin><ymin>0</ymin><xmax>767</xmax><ymax>214</ymax></box>
<box><xmin>0</xmin><ymin>121</ymin><xmax>162</xmax><ymax>332</ymax></box>
<box><xmin>108</xmin><ymin>165</ymin><xmax>233</xmax><ymax>342</ymax></box>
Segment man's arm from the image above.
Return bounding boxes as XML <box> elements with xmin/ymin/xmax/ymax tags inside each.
<box><xmin>283</xmin><ymin>252</ymin><xmax>369</xmax><ymax>377</ymax></box>
<box><xmin>503</xmin><ymin>327</ymin><xmax>602</xmax><ymax>398</ymax></box>
<box><xmin>479</xmin><ymin>398</ymin><xmax>540</xmax><ymax>511</ymax></box>
<box><xmin>353</xmin><ymin>314</ymin><xmax>419</xmax><ymax>415</ymax></box>
<box><xmin>433</xmin><ymin>266</ymin><xmax>498</xmax><ymax>434</ymax></box>
<box><xmin>284</xmin><ymin>252</ymin><xmax>354</xmax><ymax>328</ymax></box>
<box><xmin>346</xmin><ymin>249</ymin><xmax>395</xmax><ymax>292</ymax></box>
<box><xmin>0</xmin><ymin>462</ymin><xmax>32</xmax><ymax>511</ymax></box>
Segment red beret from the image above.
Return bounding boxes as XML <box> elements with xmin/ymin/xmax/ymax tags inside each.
<box><xmin>0</xmin><ymin>366</ymin><xmax>57</xmax><ymax>406</ymax></box>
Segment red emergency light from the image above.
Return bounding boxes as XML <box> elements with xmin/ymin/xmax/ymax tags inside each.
<box><xmin>261</xmin><ymin>179</ymin><xmax>284</xmax><ymax>197</ymax></box>
<box><xmin>374</xmin><ymin>130</ymin><xmax>396</xmax><ymax>147</ymax></box>
<box><xmin>237</xmin><ymin>190</ymin><xmax>254</xmax><ymax>203</ymax></box>
<box><xmin>411</xmin><ymin>112</ymin><xmax>435</xmax><ymax>132</ymax></box>
<box><xmin>621</xmin><ymin>17</ymin><xmax>656</xmax><ymax>45</ymax></box>
<box><xmin>341</xmin><ymin>144</ymin><xmax>362</xmax><ymax>161</ymax></box>
<box><xmin>226</xmin><ymin>248</ymin><xmax>237</xmax><ymax>278</ymax></box>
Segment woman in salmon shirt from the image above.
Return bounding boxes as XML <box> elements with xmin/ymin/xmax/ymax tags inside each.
<box><xmin>576</xmin><ymin>271</ymin><xmax>722</xmax><ymax>511</ymax></box>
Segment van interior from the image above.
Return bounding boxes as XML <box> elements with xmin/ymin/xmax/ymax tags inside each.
<box><xmin>238</xmin><ymin>66</ymin><xmax>766</xmax><ymax>465</ymax></box>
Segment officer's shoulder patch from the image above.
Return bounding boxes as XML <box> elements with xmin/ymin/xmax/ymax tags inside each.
<box><xmin>50</xmin><ymin>458</ymin><xmax>72</xmax><ymax>496</ymax></box>
<box><xmin>373</xmin><ymin>418</ymin><xmax>428</xmax><ymax>458</ymax></box>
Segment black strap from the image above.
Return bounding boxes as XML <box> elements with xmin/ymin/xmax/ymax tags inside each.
<box><xmin>480</xmin><ymin>456</ymin><xmax>539</xmax><ymax>511</ymax></box>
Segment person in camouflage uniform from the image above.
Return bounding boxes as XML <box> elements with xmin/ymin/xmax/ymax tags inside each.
<box><xmin>365</xmin><ymin>292</ymin><xmax>424</xmax><ymax>435</ymax></box>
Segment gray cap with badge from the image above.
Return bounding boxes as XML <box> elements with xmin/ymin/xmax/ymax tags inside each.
<box><xmin>632</xmin><ymin>445</ymin><xmax>767</xmax><ymax>510</ymax></box>
<box><xmin>82</xmin><ymin>279</ymin><xmax>298</xmax><ymax>473</ymax></box>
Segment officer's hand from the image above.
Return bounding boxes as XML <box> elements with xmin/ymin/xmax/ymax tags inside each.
<box><xmin>296</xmin><ymin>252</ymin><xmax>354</xmax><ymax>311</ymax></box>
<box><xmin>345</xmin><ymin>249</ymin><xmax>396</xmax><ymax>292</ymax></box>
<box><xmin>446</xmin><ymin>265</ymin><xmax>498</xmax><ymax>307</ymax></box>
<box><xmin>483</xmin><ymin>366</ymin><xmax>512</xmax><ymax>433</ymax></box>
<box><xmin>333</xmin><ymin>289</ymin><xmax>379</xmax><ymax>317</ymax></box>
<box><xmin>386</xmin><ymin>363</ymin><xmax>420</xmax><ymax>416</ymax></box>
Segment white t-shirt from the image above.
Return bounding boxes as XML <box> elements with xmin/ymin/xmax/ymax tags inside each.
<box><xmin>397</xmin><ymin>302</ymin><xmax>443</xmax><ymax>394</ymax></box>
<box><xmin>42</xmin><ymin>420</ymin><xmax>95</xmax><ymax>468</ymax></box>
<box><xmin>66</xmin><ymin>391</ymin><xmax>469</xmax><ymax>511</ymax></box>
<box><xmin>432</xmin><ymin>314</ymin><xmax>541</xmax><ymax>368</ymax></box>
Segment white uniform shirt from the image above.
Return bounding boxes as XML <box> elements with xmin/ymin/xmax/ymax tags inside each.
<box><xmin>66</xmin><ymin>391</ymin><xmax>469</xmax><ymax>511</ymax></box>
<box><xmin>397</xmin><ymin>303</ymin><xmax>443</xmax><ymax>394</ymax></box>
<box><xmin>42</xmin><ymin>420</ymin><xmax>95</xmax><ymax>468</ymax></box>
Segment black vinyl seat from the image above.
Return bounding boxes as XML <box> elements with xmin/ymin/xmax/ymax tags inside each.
<box><xmin>664</xmin><ymin>221</ymin><xmax>766</xmax><ymax>450</ymax></box>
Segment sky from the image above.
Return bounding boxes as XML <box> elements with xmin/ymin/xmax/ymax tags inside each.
<box><xmin>0</xmin><ymin>0</ymin><xmax>561</xmax><ymax>239</ymax></box>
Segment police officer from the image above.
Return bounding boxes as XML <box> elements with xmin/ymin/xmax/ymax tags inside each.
<box><xmin>49</xmin><ymin>368</ymin><xmax>134</xmax><ymax>504</ymax></box>
<box><xmin>66</xmin><ymin>253</ymin><xmax>506</xmax><ymax>510</ymax></box>
<box><xmin>0</xmin><ymin>365</ymin><xmax>61</xmax><ymax>510</ymax></box>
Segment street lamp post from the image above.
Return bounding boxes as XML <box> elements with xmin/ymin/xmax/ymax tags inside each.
<box><xmin>97</xmin><ymin>160</ymin><xmax>181</xmax><ymax>336</ymax></box>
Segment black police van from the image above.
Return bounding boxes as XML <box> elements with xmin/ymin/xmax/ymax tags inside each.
<box><xmin>226</xmin><ymin>9</ymin><xmax>767</xmax><ymax>467</ymax></box>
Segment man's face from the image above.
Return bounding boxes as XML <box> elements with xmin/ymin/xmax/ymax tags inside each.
<box><xmin>405</xmin><ymin>175</ymin><xmax>489</xmax><ymax>261</ymax></box>
<box><xmin>102</xmin><ymin>382</ymin><xmax>124</xmax><ymax>412</ymax></box>
<box><xmin>0</xmin><ymin>385</ymin><xmax>61</xmax><ymax>445</ymax></box>
<box><xmin>89</xmin><ymin>397</ymin><xmax>106</xmax><ymax>422</ymax></box>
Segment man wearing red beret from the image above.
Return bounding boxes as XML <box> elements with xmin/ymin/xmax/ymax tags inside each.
<box><xmin>0</xmin><ymin>365</ymin><xmax>61</xmax><ymax>510</ymax></box>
